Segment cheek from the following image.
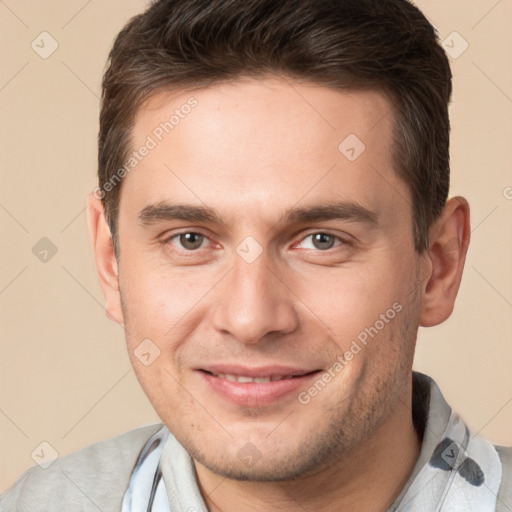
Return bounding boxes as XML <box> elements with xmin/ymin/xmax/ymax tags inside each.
<box><xmin>119</xmin><ymin>256</ymin><xmax>219</xmax><ymax>338</ymax></box>
<box><xmin>290</xmin><ymin>263</ymin><xmax>400</xmax><ymax>340</ymax></box>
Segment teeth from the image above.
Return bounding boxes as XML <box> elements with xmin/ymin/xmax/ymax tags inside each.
<box><xmin>253</xmin><ymin>377</ymin><xmax>271</xmax><ymax>383</ymax></box>
<box><xmin>215</xmin><ymin>373</ymin><xmax>293</xmax><ymax>383</ymax></box>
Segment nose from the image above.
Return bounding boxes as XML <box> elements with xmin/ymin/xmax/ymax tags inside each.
<box><xmin>211</xmin><ymin>249</ymin><xmax>298</xmax><ymax>344</ymax></box>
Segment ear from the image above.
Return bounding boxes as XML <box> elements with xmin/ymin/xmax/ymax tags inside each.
<box><xmin>86</xmin><ymin>193</ymin><xmax>124</xmax><ymax>325</ymax></box>
<box><xmin>419</xmin><ymin>196</ymin><xmax>470</xmax><ymax>327</ymax></box>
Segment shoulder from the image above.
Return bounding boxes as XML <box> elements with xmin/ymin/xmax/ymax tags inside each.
<box><xmin>496</xmin><ymin>444</ymin><xmax>512</xmax><ymax>512</ymax></box>
<box><xmin>0</xmin><ymin>423</ymin><xmax>164</xmax><ymax>512</ymax></box>
<box><xmin>495</xmin><ymin>446</ymin><xmax>512</xmax><ymax>512</ymax></box>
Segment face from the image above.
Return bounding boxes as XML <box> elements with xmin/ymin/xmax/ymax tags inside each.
<box><xmin>114</xmin><ymin>77</ymin><xmax>425</xmax><ymax>480</ymax></box>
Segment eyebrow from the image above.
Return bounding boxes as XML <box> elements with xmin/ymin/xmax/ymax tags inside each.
<box><xmin>138</xmin><ymin>200</ymin><xmax>378</xmax><ymax>228</ymax></box>
<box><xmin>138</xmin><ymin>202</ymin><xmax>226</xmax><ymax>226</ymax></box>
<box><xmin>280</xmin><ymin>201</ymin><xmax>378</xmax><ymax>227</ymax></box>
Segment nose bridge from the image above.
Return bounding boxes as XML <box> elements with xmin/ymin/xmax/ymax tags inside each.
<box><xmin>212</xmin><ymin>247</ymin><xmax>297</xmax><ymax>343</ymax></box>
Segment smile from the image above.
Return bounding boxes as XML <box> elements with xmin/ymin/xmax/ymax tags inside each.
<box><xmin>197</xmin><ymin>366</ymin><xmax>322</xmax><ymax>407</ymax></box>
<box><xmin>206</xmin><ymin>372</ymin><xmax>302</xmax><ymax>383</ymax></box>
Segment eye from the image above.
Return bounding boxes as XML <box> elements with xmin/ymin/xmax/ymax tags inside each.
<box><xmin>168</xmin><ymin>232</ymin><xmax>208</xmax><ymax>251</ymax></box>
<box><xmin>297</xmin><ymin>232</ymin><xmax>344</xmax><ymax>251</ymax></box>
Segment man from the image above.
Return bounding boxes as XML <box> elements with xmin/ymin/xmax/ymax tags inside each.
<box><xmin>1</xmin><ymin>0</ymin><xmax>510</xmax><ymax>510</ymax></box>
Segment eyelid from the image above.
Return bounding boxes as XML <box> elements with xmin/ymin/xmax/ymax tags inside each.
<box><xmin>162</xmin><ymin>229</ymin><xmax>218</xmax><ymax>250</ymax></box>
<box><xmin>292</xmin><ymin>230</ymin><xmax>352</xmax><ymax>249</ymax></box>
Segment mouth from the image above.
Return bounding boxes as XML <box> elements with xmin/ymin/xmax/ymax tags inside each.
<box><xmin>200</xmin><ymin>370</ymin><xmax>316</xmax><ymax>383</ymax></box>
<box><xmin>196</xmin><ymin>365</ymin><xmax>322</xmax><ymax>407</ymax></box>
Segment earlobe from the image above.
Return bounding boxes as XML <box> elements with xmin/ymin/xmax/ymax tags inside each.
<box><xmin>86</xmin><ymin>193</ymin><xmax>124</xmax><ymax>325</ymax></box>
<box><xmin>419</xmin><ymin>197</ymin><xmax>471</xmax><ymax>327</ymax></box>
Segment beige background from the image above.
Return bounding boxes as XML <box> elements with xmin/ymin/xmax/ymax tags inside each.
<box><xmin>1</xmin><ymin>0</ymin><xmax>511</xmax><ymax>493</ymax></box>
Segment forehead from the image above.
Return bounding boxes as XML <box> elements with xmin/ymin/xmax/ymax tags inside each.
<box><xmin>134</xmin><ymin>77</ymin><xmax>394</xmax><ymax>154</ymax></box>
<box><xmin>122</xmin><ymin>76</ymin><xmax>407</xmax><ymax>224</ymax></box>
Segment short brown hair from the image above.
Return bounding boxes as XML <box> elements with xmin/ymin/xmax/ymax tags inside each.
<box><xmin>98</xmin><ymin>0</ymin><xmax>452</xmax><ymax>254</ymax></box>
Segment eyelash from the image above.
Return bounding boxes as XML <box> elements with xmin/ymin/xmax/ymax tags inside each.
<box><xmin>163</xmin><ymin>230</ymin><xmax>349</xmax><ymax>253</ymax></box>
<box><xmin>164</xmin><ymin>231</ymin><xmax>211</xmax><ymax>252</ymax></box>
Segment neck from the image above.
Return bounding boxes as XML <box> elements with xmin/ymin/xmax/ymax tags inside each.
<box><xmin>195</xmin><ymin>382</ymin><xmax>421</xmax><ymax>512</ymax></box>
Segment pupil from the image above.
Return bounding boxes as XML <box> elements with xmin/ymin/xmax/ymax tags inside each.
<box><xmin>180</xmin><ymin>233</ymin><xmax>203</xmax><ymax>250</ymax></box>
<box><xmin>313</xmin><ymin>233</ymin><xmax>334</xmax><ymax>250</ymax></box>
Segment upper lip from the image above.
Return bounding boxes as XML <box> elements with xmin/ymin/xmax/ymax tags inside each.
<box><xmin>198</xmin><ymin>364</ymin><xmax>320</xmax><ymax>378</ymax></box>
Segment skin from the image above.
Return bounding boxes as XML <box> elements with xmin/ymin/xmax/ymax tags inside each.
<box><xmin>87</xmin><ymin>76</ymin><xmax>470</xmax><ymax>511</ymax></box>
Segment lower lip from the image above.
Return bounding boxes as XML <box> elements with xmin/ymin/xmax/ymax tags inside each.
<box><xmin>197</xmin><ymin>370</ymin><xmax>320</xmax><ymax>407</ymax></box>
